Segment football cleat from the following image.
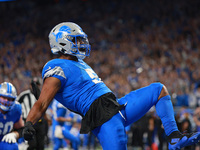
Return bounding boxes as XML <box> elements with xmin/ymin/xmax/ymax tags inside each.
<box><xmin>167</xmin><ymin>131</ymin><xmax>200</xmax><ymax>150</ymax></box>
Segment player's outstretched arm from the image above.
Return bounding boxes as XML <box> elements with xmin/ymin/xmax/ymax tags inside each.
<box><xmin>23</xmin><ymin>77</ymin><xmax>61</xmax><ymax>140</ymax></box>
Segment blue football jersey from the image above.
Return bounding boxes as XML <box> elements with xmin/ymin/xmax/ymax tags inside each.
<box><xmin>42</xmin><ymin>59</ymin><xmax>111</xmax><ymax>115</ymax></box>
<box><xmin>0</xmin><ymin>102</ymin><xmax>22</xmax><ymax>141</ymax></box>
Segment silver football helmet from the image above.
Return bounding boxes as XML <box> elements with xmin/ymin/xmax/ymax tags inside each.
<box><xmin>49</xmin><ymin>22</ymin><xmax>91</xmax><ymax>59</ymax></box>
<box><xmin>0</xmin><ymin>82</ymin><xmax>17</xmax><ymax>111</ymax></box>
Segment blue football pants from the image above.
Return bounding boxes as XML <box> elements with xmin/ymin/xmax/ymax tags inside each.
<box><xmin>92</xmin><ymin>82</ymin><xmax>178</xmax><ymax>150</ymax></box>
<box><xmin>0</xmin><ymin>142</ymin><xmax>18</xmax><ymax>150</ymax></box>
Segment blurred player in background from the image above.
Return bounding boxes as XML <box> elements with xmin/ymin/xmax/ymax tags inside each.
<box><xmin>23</xmin><ymin>22</ymin><xmax>200</xmax><ymax>150</ymax></box>
<box><xmin>17</xmin><ymin>78</ymin><xmax>49</xmax><ymax>150</ymax></box>
<box><xmin>0</xmin><ymin>82</ymin><xmax>24</xmax><ymax>150</ymax></box>
<box><xmin>52</xmin><ymin>100</ymin><xmax>80</xmax><ymax>150</ymax></box>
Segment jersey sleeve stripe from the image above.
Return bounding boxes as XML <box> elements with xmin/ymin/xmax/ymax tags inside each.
<box><xmin>43</xmin><ymin>66</ymin><xmax>66</xmax><ymax>80</ymax></box>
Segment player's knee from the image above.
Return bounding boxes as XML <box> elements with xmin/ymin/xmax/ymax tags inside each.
<box><xmin>158</xmin><ymin>84</ymin><xmax>169</xmax><ymax>100</ymax></box>
<box><xmin>150</xmin><ymin>82</ymin><xmax>169</xmax><ymax>100</ymax></box>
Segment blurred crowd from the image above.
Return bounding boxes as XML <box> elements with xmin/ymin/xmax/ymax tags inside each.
<box><xmin>1</xmin><ymin>0</ymin><xmax>200</xmax><ymax>149</ymax></box>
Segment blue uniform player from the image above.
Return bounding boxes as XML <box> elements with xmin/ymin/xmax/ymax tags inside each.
<box><xmin>52</xmin><ymin>100</ymin><xmax>80</xmax><ymax>150</ymax></box>
<box><xmin>0</xmin><ymin>82</ymin><xmax>24</xmax><ymax>150</ymax></box>
<box><xmin>23</xmin><ymin>22</ymin><xmax>200</xmax><ymax>150</ymax></box>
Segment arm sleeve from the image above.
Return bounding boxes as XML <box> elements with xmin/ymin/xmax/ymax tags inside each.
<box><xmin>42</xmin><ymin>62</ymin><xmax>67</xmax><ymax>89</ymax></box>
<box><xmin>14</xmin><ymin>103</ymin><xmax>22</xmax><ymax>123</ymax></box>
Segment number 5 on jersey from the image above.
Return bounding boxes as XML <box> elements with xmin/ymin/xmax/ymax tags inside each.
<box><xmin>85</xmin><ymin>69</ymin><xmax>102</xmax><ymax>84</ymax></box>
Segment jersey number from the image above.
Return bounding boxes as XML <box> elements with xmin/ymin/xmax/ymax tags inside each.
<box><xmin>0</xmin><ymin>121</ymin><xmax>14</xmax><ymax>135</ymax></box>
<box><xmin>85</xmin><ymin>69</ymin><xmax>102</xmax><ymax>84</ymax></box>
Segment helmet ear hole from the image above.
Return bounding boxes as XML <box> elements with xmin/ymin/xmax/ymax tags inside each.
<box><xmin>60</xmin><ymin>43</ymin><xmax>66</xmax><ymax>46</ymax></box>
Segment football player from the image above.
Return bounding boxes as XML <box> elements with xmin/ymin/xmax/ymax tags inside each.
<box><xmin>23</xmin><ymin>22</ymin><xmax>200</xmax><ymax>150</ymax></box>
<box><xmin>0</xmin><ymin>82</ymin><xmax>24</xmax><ymax>150</ymax></box>
<box><xmin>52</xmin><ymin>100</ymin><xmax>80</xmax><ymax>150</ymax></box>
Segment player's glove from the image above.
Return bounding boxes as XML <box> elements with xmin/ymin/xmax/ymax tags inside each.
<box><xmin>2</xmin><ymin>132</ymin><xmax>18</xmax><ymax>143</ymax></box>
<box><xmin>22</xmin><ymin>121</ymin><xmax>36</xmax><ymax>141</ymax></box>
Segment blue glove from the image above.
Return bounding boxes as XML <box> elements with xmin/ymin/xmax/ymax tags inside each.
<box><xmin>22</xmin><ymin>121</ymin><xmax>36</xmax><ymax>141</ymax></box>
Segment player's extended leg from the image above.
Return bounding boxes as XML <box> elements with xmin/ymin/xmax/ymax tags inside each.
<box><xmin>92</xmin><ymin>112</ymin><xmax>127</xmax><ymax>150</ymax></box>
<box><xmin>118</xmin><ymin>82</ymin><xmax>166</xmax><ymax>126</ymax></box>
<box><xmin>118</xmin><ymin>82</ymin><xmax>200</xmax><ymax>150</ymax></box>
<box><xmin>62</xmin><ymin>128</ymin><xmax>80</xmax><ymax>150</ymax></box>
<box><xmin>53</xmin><ymin>138</ymin><xmax>63</xmax><ymax>150</ymax></box>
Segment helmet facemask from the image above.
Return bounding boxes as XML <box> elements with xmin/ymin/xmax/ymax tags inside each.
<box><xmin>69</xmin><ymin>35</ymin><xmax>91</xmax><ymax>59</ymax></box>
<box><xmin>0</xmin><ymin>96</ymin><xmax>15</xmax><ymax>112</ymax></box>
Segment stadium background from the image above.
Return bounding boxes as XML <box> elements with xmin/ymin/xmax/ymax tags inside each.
<box><xmin>1</xmin><ymin>0</ymin><xmax>200</xmax><ymax>149</ymax></box>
